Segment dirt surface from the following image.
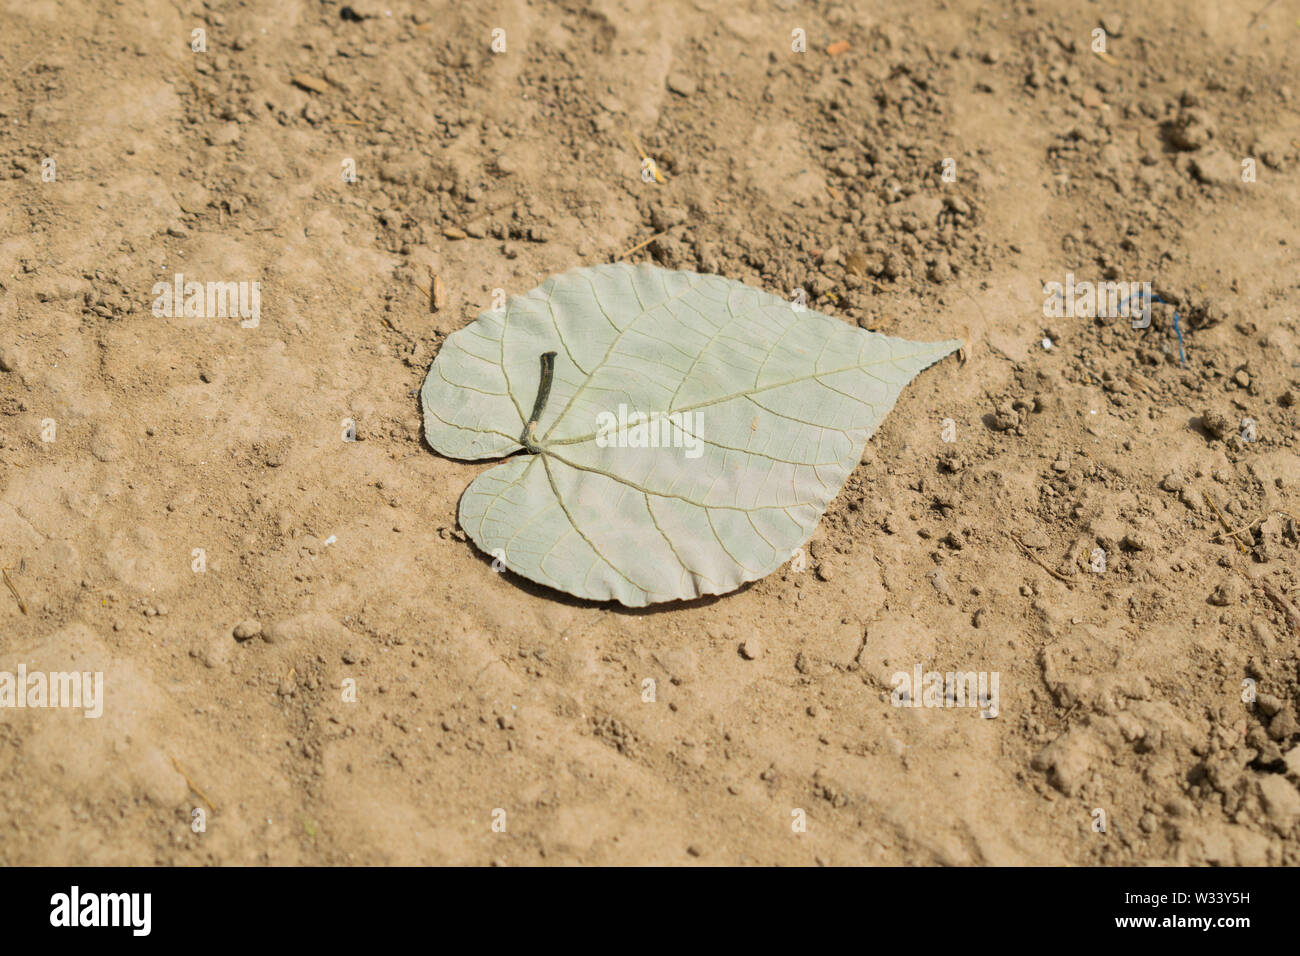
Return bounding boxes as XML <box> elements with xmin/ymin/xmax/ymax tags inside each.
<box><xmin>1</xmin><ymin>0</ymin><xmax>1299</xmax><ymax>865</ymax></box>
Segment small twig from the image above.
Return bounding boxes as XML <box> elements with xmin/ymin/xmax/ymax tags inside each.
<box><xmin>1235</xmin><ymin>570</ymin><xmax>1300</xmax><ymax>637</ymax></box>
<box><xmin>408</xmin><ymin>273</ymin><xmax>446</xmax><ymax>314</ymax></box>
<box><xmin>1206</xmin><ymin>494</ymin><xmax>1249</xmax><ymax>554</ymax></box>
<box><xmin>171</xmin><ymin>756</ymin><xmax>216</xmax><ymax>812</ymax></box>
<box><xmin>615</xmin><ymin>225</ymin><xmax>681</xmax><ymax>260</ymax></box>
<box><xmin>1248</xmin><ymin>0</ymin><xmax>1280</xmax><ymax>28</ymax></box>
<box><xmin>1209</xmin><ymin>510</ymin><xmax>1277</xmax><ymax>544</ymax></box>
<box><xmin>459</xmin><ymin>199</ymin><xmax>514</xmax><ymax>227</ymax></box>
<box><xmin>2</xmin><ymin>567</ymin><xmax>27</xmax><ymax>615</ymax></box>
<box><xmin>1258</xmin><ymin>581</ymin><xmax>1300</xmax><ymax>635</ymax></box>
<box><xmin>1006</xmin><ymin>532</ymin><xmax>1074</xmax><ymax>588</ymax></box>
<box><xmin>1059</xmin><ymin>701</ymin><xmax>1081</xmax><ymax>729</ymax></box>
<box><xmin>625</xmin><ymin>129</ymin><xmax>665</xmax><ymax>184</ymax></box>
<box><xmin>954</xmin><ymin>283</ymin><xmax>990</xmax><ymax>364</ymax></box>
<box><xmin>181</xmin><ymin>75</ymin><xmax>217</xmax><ymax>109</ymax></box>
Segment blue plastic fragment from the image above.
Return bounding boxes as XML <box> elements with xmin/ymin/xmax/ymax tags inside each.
<box><xmin>1120</xmin><ymin>289</ymin><xmax>1186</xmax><ymax>367</ymax></box>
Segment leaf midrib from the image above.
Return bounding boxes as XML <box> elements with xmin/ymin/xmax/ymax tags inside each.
<box><xmin>539</xmin><ymin>346</ymin><xmax>951</xmax><ymax>448</ymax></box>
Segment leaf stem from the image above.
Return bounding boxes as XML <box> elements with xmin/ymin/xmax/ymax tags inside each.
<box><xmin>521</xmin><ymin>351</ymin><xmax>558</xmax><ymax>453</ymax></box>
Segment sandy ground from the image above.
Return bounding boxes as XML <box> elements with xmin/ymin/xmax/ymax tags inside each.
<box><xmin>1</xmin><ymin>0</ymin><xmax>1298</xmax><ymax>865</ymax></box>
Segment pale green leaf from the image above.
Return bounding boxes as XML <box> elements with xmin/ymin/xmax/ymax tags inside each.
<box><xmin>422</xmin><ymin>262</ymin><xmax>959</xmax><ymax>606</ymax></box>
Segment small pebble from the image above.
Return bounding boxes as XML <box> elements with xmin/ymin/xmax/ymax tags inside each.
<box><xmin>666</xmin><ymin>72</ymin><xmax>697</xmax><ymax>97</ymax></box>
<box><xmin>1121</xmin><ymin>531</ymin><xmax>1150</xmax><ymax>552</ymax></box>
<box><xmin>1200</xmin><ymin>408</ymin><xmax>1233</xmax><ymax>441</ymax></box>
<box><xmin>1207</xmin><ymin>580</ymin><xmax>1240</xmax><ymax>607</ymax></box>
<box><xmin>1257</xmin><ymin>693</ymin><xmax>1284</xmax><ymax>717</ymax></box>
<box><xmin>1020</xmin><ymin>529</ymin><xmax>1050</xmax><ymax>550</ymax></box>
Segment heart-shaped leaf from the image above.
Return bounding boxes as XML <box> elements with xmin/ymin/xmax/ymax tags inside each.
<box><xmin>422</xmin><ymin>263</ymin><xmax>958</xmax><ymax>606</ymax></box>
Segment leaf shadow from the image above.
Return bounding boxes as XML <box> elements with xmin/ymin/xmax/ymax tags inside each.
<box><xmin>469</xmin><ymin>547</ymin><xmax>741</xmax><ymax>615</ymax></box>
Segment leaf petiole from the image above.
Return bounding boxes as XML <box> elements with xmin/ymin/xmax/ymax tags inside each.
<box><xmin>521</xmin><ymin>351</ymin><xmax>558</xmax><ymax>453</ymax></box>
